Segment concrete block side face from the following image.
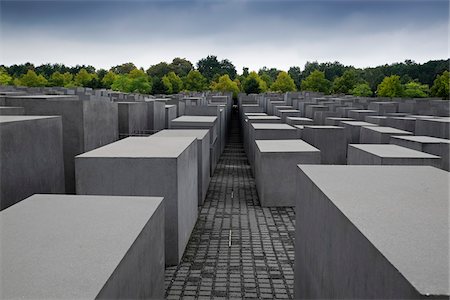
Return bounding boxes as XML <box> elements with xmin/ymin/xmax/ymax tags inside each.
<box><xmin>176</xmin><ymin>141</ymin><xmax>198</xmax><ymax>262</ymax></box>
<box><xmin>295</xmin><ymin>168</ymin><xmax>421</xmax><ymax>299</ymax></box>
<box><xmin>96</xmin><ymin>202</ymin><xmax>165</xmax><ymax>299</ymax></box>
<box><xmin>302</xmin><ymin>129</ymin><xmax>346</xmax><ymax>164</ymax></box>
<box><xmin>201</xmin><ymin>131</ymin><xmax>211</xmax><ymax>203</ymax></box>
<box><xmin>347</xmin><ymin>146</ymin><xmax>382</xmax><ymax>165</ymax></box>
<box><xmin>257</xmin><ymin>151</ymin><xmax>320</xmax><ymax>207</ymax></box>
<box><xmin>0</xmin><ymin>106</ymin><xmax>25</xmax><ymax>115</ymax></box>
<box><xmin>0</xmin><ymin>117</ymin><xmax>65</xmax><ymax>210</ymax></box>
<box><xmin>82</xmin><ymin>101</ymin><xmax>118</xmax><ymax>151</ymax></box>
<box><xmin>5</xmin><ymin>98</ymin><xmax>84</xmax><ymax>193</ymax></box>
<box><xmin>75</xmin><ymin>157</ymin><xmax>179</xmax><ymax>266</ymax></box>
<box><xmin>360</xmin><ymin>127</ymin><xmax>382</xmax><ymax>144</ymax></box>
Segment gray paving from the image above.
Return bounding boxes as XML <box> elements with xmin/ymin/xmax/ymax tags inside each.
<box><xmin>165</xmin><ymin>112</ymin><xmax>295</xmax><ymax>299</ymax></box>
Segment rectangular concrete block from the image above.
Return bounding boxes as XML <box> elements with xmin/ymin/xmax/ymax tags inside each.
<box><xmin>364</xmin><ymin>115</ymin><xmax>388</xmax><ymax>126</ymax></box>
<box><xmin>165</xmin><ymin>105</ymin><xmax>177</xmax><ymax>129</ymax></box>
<box><xmin>248</xmin><ymin>123</ymin><xmax>299</xmax><ymax>169</ymax></box>
<box><xmin>313</xmin><ymin>111</ymin><xmax>339</xmax><ymax>125</ymax></box>
<box><xmin>255</xmin><ymin>140</ymin><xmax>320</xmax><ymax>207</ymax></box>
<box><xmin>360</xmin><ymin>126</ymin><xmax>413</xmax><ymax>144</ymax></box>
<box><xmin>75</xmin><ymin>136</ymin><xmax>198</xmax><ymax>266</ymax></box>
<box><xmin>243</xmin><ymin>116</ymin><xmax>281</xmax><ymax>154</ymax></box>
<box><xmin>0</xmin><ymin>194</ymin><xmax>165</xmax><ymax>299</ymax></box>
<box><xmin>415</xmin><ymin>118</ymin><xmax>450</xmax><ymax>139</ymax></box>
<box><xmin>5</xmin><ymin>95</ymin><xmax>119</xmax><ymax>193</ymax></box>
<box><xmin>295</xmin><ymin>165</ymin><xmax>449</xmax><ymax>299</ymax></box>
<box><xmin>146</xmin><ymin>100</ymin><xmax>166</xmax><ymax>132</ymax></box>
<box><xmin>118</xmin><ymin>102</ymin><xmax>148</xmax><ymax>137</ymax></box>
<box><xmin>348</xmin><ymin>109</ymin><xmax>378</xmax><ymax>120</ymax></box>
<box><xmin>386</xmin><ymin>117</ymin><xmax>416</xmax><ymax>133</ymax></box>
<box><xmin>278</xmin><ymin>109</ymin><xmax>301</xmax><ymax>122</ymax></box>
<box><xmin>324</xmin><ymin>117</ymin><xmax>353</xmax><ymax>126</ymax></box>
<box><xmin>347</xmin><ymin>144</ymin><xmax>441</xmax><ymax>167</ymax></box>
<box><xmin>286</xmin><ymin>117</ymin><xmax>314</xmax><ymax>126</ymax></box>
<box><xmin>302</xmin><ymin>126</ymin><xmax>347</xmax><ymax>164</ymax></box>
<box><xmin>0</xmin><ymin>116</ymin><xmax>65</xmax><ymax>210</ymax></box>
<box><xmin>152</xmin><ymin>129</ymin><xmax>210</xmax><ymax>205</ymax></box>
<box><xmin>390</xmin><ymin>135</ymin><xmax>450</xmax><ymax>171</ymax></box>
<box><xmin>340</xmin><ymin>121</ymin><xmax>378</xmax><ymax>144</ymax></box>
<box><xmin>305</xmin><ymin>105</ymin><xmax>328</xmax><ymax>119</ymax></box>
<box><xmin>0</xmin><ymin>106</ymin><xmax>25</xmax><ymax>115</ymax></box>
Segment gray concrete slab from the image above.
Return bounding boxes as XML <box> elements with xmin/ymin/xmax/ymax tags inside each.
<box><xmin>0</xmin><ymin>116</ymin><xmax>65</xmax><ymax>210</ymax></box>
<box><xmin>248</xmin><ymin>123</ymin><xmax>299</xmax><ymax>169</ymax></box>
<box><xmin>390</xmin><ymin>135</ymin><xmax>450</xmax><ymax>171</ymax></box>
<box><xmin>364</xmin><ymin>115</ymin><xmax>388</xmax><ymax>126</ymax></box>
<box><xmin>305</xmin><ymin>105</ymin><xmax>328</xmax><ymax>119</ymax></box>
<box><xmin>386</xmin><ymin>117</ymin><xmax>416</xmax><ymax>133</ymax></box>
<box><xmin>313</xmin><ymin>111</ymin><xmax>339</xmax><ymax>125</ymax></box>
<box><xmin>286</xmin><ymin>117</ymin><xmax>313</xmax><ymax>126</ymax></box>
<box><xmin>255</xmin><ymin>140</ymin><xmax>320</xmax><ymax>207</ymax></box>
<box><xmin>339</xmin><ymin>121</ymin><xmax>379</xmax><ymax>144</ymax></box>
<box><xmin>0</xmin><ymin>194</ymin><xmax>165</xmax><ymax>299</ymax></box>
<box><xmin>152</xmin><ymin>129</ymin><xmax>210</xmax><ymax>205</ymax></box>
<box><xmin>295</xmin><ymin>165</ymin><xmax>449</xmax><ymax>299</ymax></box>
<box><xmin>278</xmin><ymin>109</ymin><xmax>301</xmax><ymax>122</ymax></box>
<box><xmin>324</xmin><ymin>117</ymin><xmax>354</xmax><ymax>126</ymax></box>
<box><xmin>347</xmin><ymin>144</ymin><xmax>441</xmax><ymax>167</ymax></box>
<box><xmin>165</xmin><ymin>105</ymin><xmax>177</xmax><ymax>129</ymax></box>
<box><xmin>243</xmin><ymin>116</ymin><xmax>281</xmax><ymax>154</ymax></box>
<box><xmin>145</xmin><ymin>100</ymin><xmax>166</xmax><ymax>132</ymax></box>
<box><xmin>415</xmin><ymin>118</ymin><xmax>450</xmax><ymax>139</ymax></box>
<box><xmin>301</xmin><ymin>126</ymin><xmax>347</xmax><ymax>164</ymax></box>
<box><xmin>117</xmin><ymin>102</ymin><xmax>148</xmax><ymax>136</ymax></box>
<box><xmin>348</xmin><ymin>109</ymin><xmax>378</xmax><ymax>120</ymax></box>
<box><xmin>367</xmin><ymin>101</ymin><xmax>398</xmax><ymax>114</ymax></box>
<box><xmin>360</xmin><ymin>126</ymin><xmax>413</xmax><ymax>144</ymax></box>
<box><xmin>5</xmin><ymin>96</ymin><xmax>118</xmax><ymax>193</ymax></box>
<box><xmin>75</xmin><ymin>136</ymin><xmax>198</xmax><ymax>266</ymax></box>
<box><xmin>0</xmin><ymin>106</ymin><xmax>25</xmax><ymax>115</ymax></box>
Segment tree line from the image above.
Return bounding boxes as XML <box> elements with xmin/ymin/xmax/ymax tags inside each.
<box><xmin>0</xmin><ymin>56</ymin><xmax>448</xmax><ymax>99</ymax></box>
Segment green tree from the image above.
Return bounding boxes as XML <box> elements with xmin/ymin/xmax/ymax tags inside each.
<box><xmin>430</xmin><ymin>71</ymin><xmax>449</xmax><ymax>99</ymax></box>
<box><xmin>183</xmin><ymin>70</ymin><xmax>208</xmax><ymax>91</ymax></box>
<box><xmin>49</xmin><ymin>71</ymin><xmax>73</xmax><ymax>87</ymax></box>
<box><xmin>376</xmin><ymin>75</ymin><xmax>404</xmax><ymax>98</ymax></box>
<box><xmin>162</xmin><ymin>72</ymin><xmax>183</xmax><ymax>93</ymax></box>
<box><xmin>0</xmin><ymin>67</ymin><xmax>13</xmax><ymax>85</ymax></box>
<box><xmin>152</xmin><ymin>77</ymin><xmax>170</xmax><ymax>94</ymax></box>
<box><xmin>300</xmin><ymin>70</ymin><xmax>331</xmax><ymax>94</ymax></box>
<box><xmin>242</xmin><ymin>71</ymin><xmax>267</xmax><ymax>94</ymax></box>
<box><xmin>260</xmin><ymin>74</ymin><xmax>273</xmax><ymax>88</ymax></box>
<box><xmin>16</xmin><ymin>70</ymin><xmax>48</xmax><ymax>87</ymax></box>
<box><xmin>288</xmin><ymin>66</ymin><xmax>302</xmax><ymax>90</ymax></box>
<box><xmin>351</xmin><ymin>83</ymin><xmax>373</xmax><ymax>97</ymax></box>
<box><xmin>146</xmin><ymin>62</ymin><xmax>172</xmax><ymax>78</ymax></box>
<box><xmin>102</xmin><ymin>71</ymin><xmax>117</xmax><ymax>89</ymax></box>
<box><xmin>169</xmin><ymin>57</ymin><xmax>193</xmax><ymax>77</ymax></box>
<box><xmin>211</xmin><ymin>74</ymin><xmax>240</xmax><ymax>98</ymax></box>
<box><xmin>270</xmin><ymin>71</ymin><xmax>296</xmax><ymax>92</ymax></box>
<box><xmin>332</xmin><ymin>69</ymin><xmax>360</xmax><ymax>94</ymax></box>
<box><xmin>74</xmin><ymin>68</ymin><xmax>96</xmax><ymax>87</ymax></box>
<box><xmin>110</xmin><ymin>62</ymin><xmax>136</xmax><ymax>75</ymax></box>
<box><xmin>403</xmin><ymin>81</ymin><xmax>429</xmax><ymax>98</ymax></box>
<box><xmin>128</xmin><ymin>69</ymin><xmax>152</xmax><ymax>94</ymax></box>
<box><xmin>197</xmin><ymin>55</ymin><xmax>237</xmax><ymax>81</ymax></box>
<box><xmin>111</xmin><ymin>75</ymin><xmax>132</xmax><ymax>92</ymax></box>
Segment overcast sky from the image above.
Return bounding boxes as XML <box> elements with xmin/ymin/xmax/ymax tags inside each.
<box><xmin>0</xmin><ymin>0</ymin><xmax>448</xmax><ymax>72</ymax></box>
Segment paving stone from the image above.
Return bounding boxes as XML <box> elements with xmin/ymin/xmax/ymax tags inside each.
<box><xmin>165</xmin><ymin>110</ymin><xmax>295</xmax><ymax>299</ymax></box>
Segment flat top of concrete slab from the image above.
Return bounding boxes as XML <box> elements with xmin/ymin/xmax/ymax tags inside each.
<box><xmin>5</xmin><ymin>95</ymin><xmax>76</xmax><ymax>99</ymax></box>
<box><xmin>406</xmin><ymin>115</ymin><xmax>439</xmax><ymax>119</ymax></box>
<box><xmin>247</xmin><ymin>116</ymin><xmax>280</xmax><ymax>120</ymax></box>
<box><xmin>294</xmin><ymin>125</ymin><xmax>304</xmax><ymax>129</ymax></box>
<box><xmin>287</xmin><ymin>117</ymin><xmax>313</xmax><ymax>121</ymax></box>
<box><xmin>77</xmin><ymin>136</ymin><xmax>196</xmax><ymax>158</ymax></box>
<box><xmin>278</xmin><ymin>109</ymin><xmax>300</xmax><ymax>113</ymax></box>
<box><xmin>117</xmin><ymin>101</ymin><xmax>145</xmax><ymax>104</ymax></box>
<box><xmin>256</xmin><ymin>139</ymin><xmax>319</xmax><ymax>153</ymax></box>
<box><xmin>349</xmin><ymin>144</ymin><xmax>440</xmax><ymax>158</ymax></box>
<box><xmin>362</xmin><ymin>126</ymin><xmax>412</xmax><ymax>134</ymax></box>
<box><xmin>297</xmin><ymin>165</ymin><xmax>449</xmax><ymax>296</ymax></box>
<box><xmin>0</xmin><ymin>106</ymin><xmax>23</xmax><ymax>109</ymax></box>
<box><xmin>418</xmin><ymin>118</ymin><xmax>450</xmax><ymax>123</ymax></box>
<box><xmin>304</xmin><ymin>125</ymin><xmax>344</xmax><ymax>129</ymax></box>
<box><xmin>366</xmin><ymin>116</ymin><xmax>388</xmax><ymax>119</ymax></box>
<box><xmin>241</xmin><ymin>104</ymin><xmax>260</xmax><ymax>107</ymax></box>
<box><xmin>388</xmin><ymin>117</ymin><xmax>416</xmax><ymax>121</ymax></box>
<box><xmin>244</xmin><ymin>113</ymin><xmax>267</xmax><ymax>116</ymax></box>
<box><xmin>391</xmin><ymin>135</ymin><xmax>450</xmax><ymax>144</ymax></box>
<box><xmin>326</xmin><ymin>117</ymin><xmax>353</xmax><ymax>120</ymax></box>
<box><xmin>252</xmin><ymin>123</ymin><xmax>295</xmax><ymax>130</ymax></box>
<box><xmin>0</xmin><ymin>115</ymin><xmax>60</xmax><ymax>124</ymax></box>
<box><xmin>349</xmin><ymin>109</ymin><xmax>377</xmax><ymax>113</ymax></box>
<box><xmin>0</xmin><ymin>194</ymin><xmax>164</xmax><ymax>299</ymax></box>
<box><xmin>341</xmin><ymin>121</ymin><xmax>378</xmax><ymax>127</ymax></box>
<box><xmin>171</xmin><ymin>116</ymin><xmax>217</xmax><ymax>123</ymax></box>
<box><xmin>165</xmin><ymin>105</ymin><xmax>176</xmax><ymax>108</ymax></box>
<box><xmin>152</xmin><ymin>129</ymin><xmax>209</xmax><ymax>139</ymax></box>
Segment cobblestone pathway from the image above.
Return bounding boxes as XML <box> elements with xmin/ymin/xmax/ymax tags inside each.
<box><xmin>165</xmin><ymin>112</ymin><xmax>295</xmax><ymax>300</ymax></box>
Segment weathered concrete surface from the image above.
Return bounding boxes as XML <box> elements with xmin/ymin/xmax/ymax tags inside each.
<box><xmin>286</xmin><ymin>117</ymin><xmax>313</xmax><ymax>126</ymax></box>
<box><xmin>278</xmin><ymin>109</ymin><xmax>301</xmax><ymax>122</ymax></box>
<box><xmin>295</xmin><ymin>165</ymin><xmax>449</xmax><ymax>299</ymax></box>
<box><xmin>340</xmin><ymin>121</ymin><xmax>378</xmax><ymax>144</ymax></box>
<box><xmin>0</xmin><ymin>106</ymin><xmax>25</xmax><ymax>115</ymax></box>
<box><xmin>347</xmin><ymin>144</ymin><xmax>441</xmax><ymax>167</ymax></box>
<box><xmin>5</xmin><ymin>95</ymin><xmax>118</xmax><ymax>193</ymax></box>
<box><xmin>360</xmin><ymin>126</ymin><xmax>413</xmax><ymax>144</ymax></box>
<box><xmin>152</xmin><ymin>129</ymin><xmax>210</xmax><ymax>205</ymax></box>
<box><xmin>415</xmin><ymin>118</ymin><xmax>450</xmax><ymax>139</ymax></box>
<box><xmin>145</xmin><ymin>99</ymin><xmax>166</xmax><ymax>132</ymax></box>
<box><xmin>386</xmin><ymin>117</ymin><xmax>416</xmax><ymax>133</ymax></box>
<box><xmin>165</xmin><ymin>105</ymin><xmax>177</xmax><ymax>129</ymax></box>
<box><xmin>364</xmin><ymin>115</ymin><xmax>388</xmax><ymax>126</ymax></box>
<box><xmin>75</xmin><ymin>136</ymin><xmax>198</xmax><ymax>266</ymax></box>
<box><xmin>117</xmin><ymin>102</ymin><xmax>148</xmax><ymax>136</ymax></box>
<box><xmin>254</xmin><ymin>140</ymin><xmax>320</xmax><ymax>207</ymax></box>
<box><xmin>0</xmin><ymin>116</ymin><xmax>65</xmax><ymax>210</ymax></box>
<box><xmin>390</xmin><ymin>135</ymin><xmax>450</xmax><ymax>171</ymax></box>
<box><xmin>348</xmin><ymin>109</ymin><xmax>378</xmax><ymax>121</ymax></box>
<box><xmin>0</xmin><ymin>194</ymin><xmax>165</xmax><ymax>299</ymax></box>
<box><xmin>324</xmin><ymin>117</ymin><xmax>354</xmax><ymax>126</ymax></box>
<box><xmin>301</xmin><ymin>126</ymin><xmax>347</xmax><ymax>164</ymax></box>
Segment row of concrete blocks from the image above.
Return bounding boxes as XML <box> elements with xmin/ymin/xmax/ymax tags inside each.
<box><xmin>0</xmin><ymin>126</ymin><xmax>219</xmax><ymax>299</ymax></box>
